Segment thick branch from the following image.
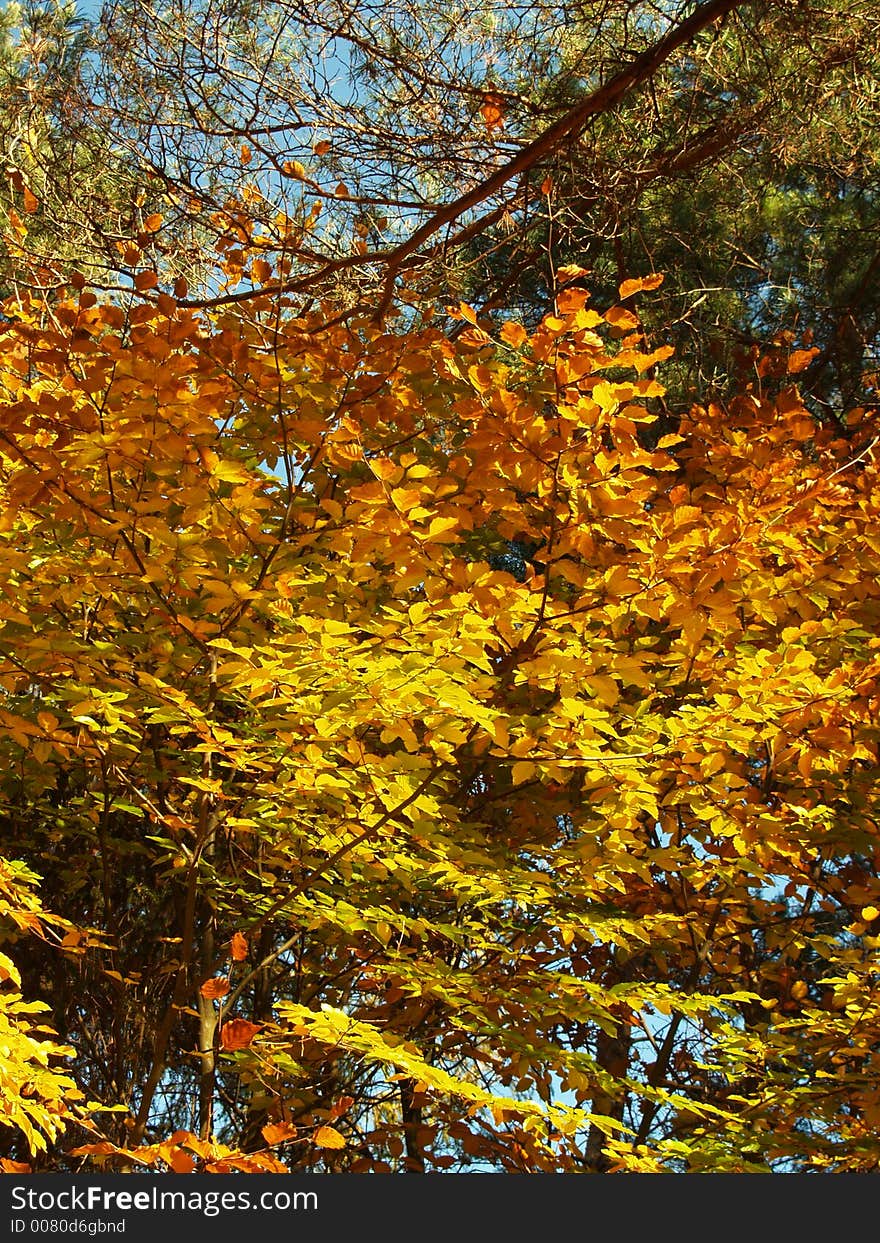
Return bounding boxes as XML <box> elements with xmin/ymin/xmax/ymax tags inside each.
<box><xmin>374</xmin><ymin>0</ymin><xmax>749</xmax><ymax>314</ymax></box>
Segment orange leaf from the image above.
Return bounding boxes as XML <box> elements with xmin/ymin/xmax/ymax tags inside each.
<box><xmin>230</xmin><ymin>931</ymin><xmax>248</xmax><ymax>961</ymax></box>
<box><xmin>22</xmin><ymin>185</ymin><xmax>38</xmax><ymax>214</ymax></box>
<box><xmin>220</xmin><ymin>1018</ymin><xmax>261</xmax><ymax>1050</ymax></box>
<box><xmin>619</xmin><ymin>273</ymin><xmax>664</xmax><ymax>299</ymax></box>
<box><xmin>69</xmin><ymin>1142</ymin><xmax>123</xmax><ymax>1158</ymax></box>
<box><xmin>480</xmin><ymin>92</ymin><xmax>505</xmax><ymax>131</ymax></box>
<box><xmin>604</xmin><ymin>306</ymin><xmax>639</xmax><ymax>330</ymax></box>
<box><xmin>313</xmin><ymin>140</ymin><xmax>331</xmax><ymax>155</ymax></box>
<box><xmin>161</xmin><ymin>1144</ymin><xmax>195</xmax><ymax>1174</ymax></box>
<box><xmin>500</xmin><ymin>321</ymin><xmax>527</xmax><ymax>349</ymax></box>
<box><xmin>261</xmin><ymin>1121</ymin><xmax>298</xmax><ymax>1145</ymax></box>
<box><xmin>143</xmin><ymin>213</ymin><xmax>163</xmax><ymax>232</ymax></box>
<box><xmin>200</xmin><ymin>976</ymin><xmax>230</xmax><ymax>999</ymax></box>
<box><xmin>330</xmin><ymin>1094</ymin><xmax>355</xmax><ymax>1120</ymax></box>
<box><xmin>314</xmin><ymin>1124</ymin><xmax>346</xmax><ymax>1150</ymax></box>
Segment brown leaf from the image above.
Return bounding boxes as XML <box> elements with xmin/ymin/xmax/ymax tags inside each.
<box><xmin>219</xmin><ymin>1018</ymin><xmax>261</xmax><ymax>1050</ymax></box>
<box><xmin>787</xmin><ymin>347</ymin><xmax>820</xmax><ymax>373</ymax></box>
<box><xmin>329</xmin><ymin>1094</ymin><xmax>355</xmax><ymax>1120</ymax></box>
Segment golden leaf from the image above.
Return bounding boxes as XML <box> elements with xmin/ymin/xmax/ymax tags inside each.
<box><xmin>619</xmin><ymin>273</ymin><xmax>664</xmax><ymax>299</ymax></box>
<box><xmin>500</xmin><ymin>321</ymin><xmax>528</xmax><ymax>349</ymax></box>
<box><xmin>314</xmin><ymin>1124</ymin><xmax>346</xmax><ymax>1150</ymax></box>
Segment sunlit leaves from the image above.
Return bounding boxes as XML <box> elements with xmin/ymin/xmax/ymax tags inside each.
<box><xmin>0</xmin><ymin>863</ymin><xmax>85</xmax><ymax>1154</ymax></box>
<box><xmin>1</xmin><ymin>258</ymin><xmax>880</xmax><ymax>1173</ymax></box>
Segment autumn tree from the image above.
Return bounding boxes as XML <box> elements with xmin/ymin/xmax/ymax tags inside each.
<box><xmin>0</xmin><ymin>217</ymin><xmax>879</xmax><ymax>1173</ymax></box>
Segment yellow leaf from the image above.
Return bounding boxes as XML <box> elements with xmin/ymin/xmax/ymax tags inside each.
<box><xmin>390</xmin><ymin>487</ymin><xmax>423</xmax><ymax>512</ymax></box>
<box><xmin>587</xmin><ymin>675</ymin><xmax>618</xmax><ymax>707</ymax></box>
<box><xmin>314</xmin><ymin>1124</ymin><xmax>346</xmax><ymax>1150</ymax></box>
<box><xmin>211</xmin><ymin>461</ymin><xmax>252</xmax><ymax>484</ymax></box>
<box><xmin>368</xmin><ymin>457</ymin><xmax>402</xmax><ymax>482</ymax></box>
<box><xmin>426</xmin><ymin>516</ymin><xmax>459</xmax><ymax>541</ymax></box>
<box><xmin>862</xmin><ymin>906</ymin><xmax>879</xmax><ymax>923</ymax></box>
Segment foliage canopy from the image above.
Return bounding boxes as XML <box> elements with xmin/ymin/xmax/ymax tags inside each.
<box><xmin>0</xmin><ymin>234</ymin><xmax>879</xmax><ymax>1171</ymax></box>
